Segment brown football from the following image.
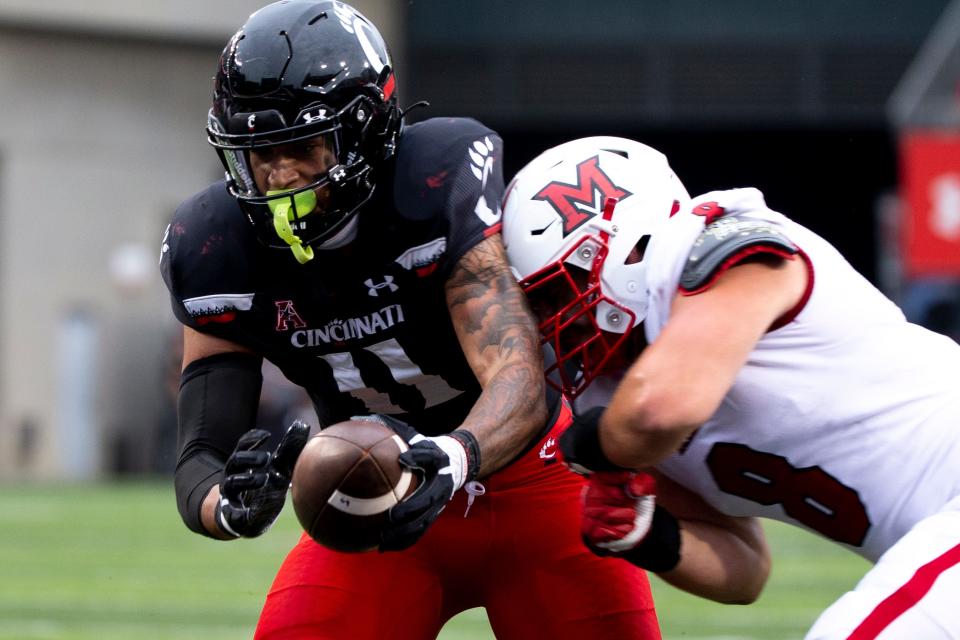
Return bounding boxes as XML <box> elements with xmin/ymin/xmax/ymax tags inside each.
<box><xmin>291</xmin><ymin>418</ymin><xmax>418</xmax><ymax>553</ymax></box>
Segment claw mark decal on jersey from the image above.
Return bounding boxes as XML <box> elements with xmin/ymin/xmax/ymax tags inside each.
<box><xmin>365</xmin><ymin>275</ymin><xmax>398</xmax><ymax>297</ymax></box>
<box><xmin>469</xmin><ymin>136</ymin><xmax>502</xmax><ymax>226</ymax></box>
<box><xmin>706</xmin><ymin>442</ymin><xmax>871</xmax><ymax>546</ymax></box>
<box><xmin>539</xmin><ymin>437</ymin><xmax>558</xmax><ymax>465</ymax></box>
<box><xmin>469</xmin><ymin>137</ymin><xmax>495</xmax><ymax>183</ymax></box>
<box><xmin>318</xmin><ymin>337</ymin><xmax>462</xmax><ymax>413</ymax></box>
<box><xmin>532</xmin><ymin>156</ymin><xmax>632</xmax><ymax>236</ymax></box>
<box><xmin>275</xmin><ymin>300</ymin><xmax>307</xmax><ymax>331</ymax></box>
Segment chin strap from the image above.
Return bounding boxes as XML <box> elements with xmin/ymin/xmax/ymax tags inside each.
<box><xmin>266</xmin><ymin>189</ymin><xmax>317</xmax><ymax>264</ymax></box>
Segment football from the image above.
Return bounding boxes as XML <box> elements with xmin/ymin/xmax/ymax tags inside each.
<box><xmin>291</xmin><ymin>418</ymin><xmax>418</xmax><ymax>552</ymax></box>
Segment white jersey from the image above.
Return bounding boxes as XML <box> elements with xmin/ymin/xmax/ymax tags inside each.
<box><xmin>638</xmin><ymin>188</ymin><xmax>960</xmax><ymax>562</ymax></box>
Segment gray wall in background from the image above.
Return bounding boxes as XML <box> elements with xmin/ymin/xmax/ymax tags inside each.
<box><xmin>0</xmin><ymin>0</ymin><xmax>402</xmax><ymax>478</ymax></box>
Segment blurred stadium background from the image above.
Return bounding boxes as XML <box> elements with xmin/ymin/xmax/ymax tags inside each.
<box><xmin>0</xmin><ymin>0</ymin><xmax>958</xmax><ymax>637</ymax></box>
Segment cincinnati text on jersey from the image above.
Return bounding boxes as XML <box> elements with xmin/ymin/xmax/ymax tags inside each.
<box><xmin>290</xmin><ymin>304</ymin><xmax>405</xmax><ymax>347</ymax></box>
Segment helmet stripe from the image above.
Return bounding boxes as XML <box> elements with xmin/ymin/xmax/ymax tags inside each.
<box><xmin>382</xmin><ymin>73</ymin><xmax>396</xmax><ymax>100</ymax></box>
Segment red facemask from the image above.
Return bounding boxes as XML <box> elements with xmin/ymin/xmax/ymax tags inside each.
<box><xmin>520</xmin><ymin>199</ymin><xmax>637</xmax><ymax>398</ymax></box>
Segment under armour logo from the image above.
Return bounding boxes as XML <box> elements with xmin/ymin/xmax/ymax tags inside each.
<box><xmin>301</xmin><ymin>109</ymin><xmax>328</xmax><ymax>124</ymax></box>
<box><xmin>365</xmin><ymin>276</ymin><xmax>399</xmax><ymax>297</ymax></box>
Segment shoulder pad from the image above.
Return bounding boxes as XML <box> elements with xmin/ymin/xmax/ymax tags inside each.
<box><xmin>392</xmin><ymin>119</ymin><xmax>498</xmax><ymax>213</ymax></box>
<box><xmin>395</xmin><ymin>118</ymin><xmax>497</xmax><ymax>175</ymax></box>
<box><xmin>161</xmin><ymin>182</ymin><xmax>259</xmax><ymax>321</ymax></box>
<box><xmin>679</xmin><ymin>216</ymin><xmax>798</xmax><ymax>292</ymax></box>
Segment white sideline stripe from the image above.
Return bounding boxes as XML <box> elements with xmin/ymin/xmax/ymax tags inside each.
<box><xmin>327</xmin><ymin>435</ymin><xmax>413</xmax><ymax>516</ymax></box>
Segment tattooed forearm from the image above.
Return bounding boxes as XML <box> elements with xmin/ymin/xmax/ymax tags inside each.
<box><xmin>446</xmin><ymin>235</ymin><xmax>548</xmax><ymax>475</ymax></box>
<box><xmin>462</xmin><ymin>359</ymin><xmax>544</xmax><ymax>474</ymax></box>
<box><xmin>447</xmin><ymin>238</ymin><xmax>537</xmax><ymax>351</ymax></box>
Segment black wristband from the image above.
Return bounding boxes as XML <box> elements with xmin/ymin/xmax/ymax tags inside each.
<box><xmin>621</xmin><ymin>505</ymin><xmax>682</xmax><ymax>573</ymax></box>
<box><xmin>450</xmin><ymin>429</ymin><xmax>481</xmax><ymax>481</ymax></box>
<box><xmin>561</xmin><ymin>407</ymin><xmax>630</xmax><ymax>473</ymax></box>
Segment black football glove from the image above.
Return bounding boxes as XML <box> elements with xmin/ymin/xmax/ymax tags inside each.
<box><xmin>368</xmin><ymin>415</ymin><xmax>481</xmax><ymax>552</ymax></box>
<box><xmin>559</xmin><ymin>406</ymin><xmax>630</xmax><ymax>475</ymax></box>
<box><xmin>215</xmin><ymin>420</ymin><xmax>311</xmax><ymax>539</ymax></box>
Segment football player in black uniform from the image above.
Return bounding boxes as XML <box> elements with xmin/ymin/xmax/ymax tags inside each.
<box><xmin>160</xmin><ymin>2</ymin><xmax>660</xmax><ymax>638</ymax></box>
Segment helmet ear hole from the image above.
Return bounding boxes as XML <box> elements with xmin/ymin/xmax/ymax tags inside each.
<box><xmin>626</xmin><ymin>235</ymin><xmax>651</xmax><ymax>265</ymax></box>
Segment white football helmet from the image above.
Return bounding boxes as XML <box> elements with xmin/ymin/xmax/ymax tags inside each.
<box><xmin>502</xmin><ymin>136</ymin><xmax>689</xmax><ymax>397</ymax></box>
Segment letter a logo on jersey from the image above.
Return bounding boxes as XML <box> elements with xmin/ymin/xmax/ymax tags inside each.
<box><xmin>275</xmin><ymin>300</ymin><xmax>307</xmax><ymax>331</ymax></box>
<box><xmin>532</xmin><ymin>156</ymin><xmax>632</xmax><ymax>236</ymax></box>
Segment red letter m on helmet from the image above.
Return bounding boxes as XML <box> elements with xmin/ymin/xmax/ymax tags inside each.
<box><xmin>532</xmin><ymin>156</ymin><xmax>632</xmax><ymax>236</ymax></box>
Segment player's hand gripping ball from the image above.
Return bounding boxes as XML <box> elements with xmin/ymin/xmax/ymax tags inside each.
<box><xmin>291</xmin><ymin>418</ymin><xmax>419</xmax><ymax>552</ymax></box>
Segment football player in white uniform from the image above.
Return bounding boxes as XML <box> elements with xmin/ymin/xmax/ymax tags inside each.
<box><xmin>501</xmin><ymin>136</ymin><xmax>960</xmax><ymax>639</ymax></box>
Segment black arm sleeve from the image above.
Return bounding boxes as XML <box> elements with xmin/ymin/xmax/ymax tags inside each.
<box><xmin>175</xmin><ymin>352</ymin><xmax>263</xmax><ymax>536</ymax></box>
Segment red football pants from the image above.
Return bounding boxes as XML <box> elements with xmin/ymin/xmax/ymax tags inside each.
<box><xmin>255</xmin><ymin>407</ymin><xmax>661</xmax><ymax>639</ymax></box>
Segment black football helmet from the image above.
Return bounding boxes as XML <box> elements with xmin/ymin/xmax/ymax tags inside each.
<box><xmin>207</xmin><ymin>0</ymin><xmax>402</xmax><ymax>260</ymax></box>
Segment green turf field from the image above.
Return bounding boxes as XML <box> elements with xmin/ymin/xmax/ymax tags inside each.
<box><xmin>0</xmin><ymin>482</ymin><xmax>869</xmax><ymax>639</ymax></box>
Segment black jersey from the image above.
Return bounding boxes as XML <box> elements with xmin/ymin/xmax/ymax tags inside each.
<box><xmin>161</xmin><ymin>118</ymin><xmax>506</xmax><ymax>434</ymax></box>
